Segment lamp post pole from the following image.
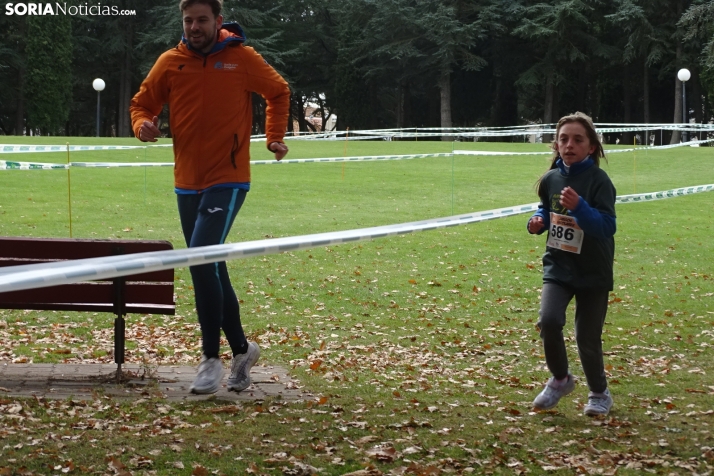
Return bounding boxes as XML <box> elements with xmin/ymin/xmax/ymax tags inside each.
<box><xmin>677</xmin><ymin>68</ymin><xmax>690</xmax><ymax>142</ymax></box>
<box><xmin>92</xmin><ymin>78</ymin><xmax>105</xmax><ymax>137</ymax></box>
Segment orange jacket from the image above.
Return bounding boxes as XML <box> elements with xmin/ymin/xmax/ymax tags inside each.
<box><xmin>130</xmin><ymin>24</ymin><xmax>290</xmax><ymax>190</ymax></box>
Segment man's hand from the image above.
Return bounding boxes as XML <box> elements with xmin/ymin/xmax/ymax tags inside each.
<box><xmin>138</xmin><ymin>116</ymin><xmax>160</xmax><ymax>142</ymax></box>
<box><xmin>269</xmin><ymin>142</ymin><xmax>289</xmax><ymax>161</ymax></box>
<box><xmin>559</xmin><ymin>186</ymin><xmax>580</xmax><ymax>211</ymax></box>
<box><xmin>528</xmin><ymin>216</ymin><xmax>545</xmax><ymax>234</ymax></box>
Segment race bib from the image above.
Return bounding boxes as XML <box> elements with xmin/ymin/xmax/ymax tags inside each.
<box><xmin>547</xmin><ymin>212</ymin><xmax>584</xmax><ymax>254</ymax></box>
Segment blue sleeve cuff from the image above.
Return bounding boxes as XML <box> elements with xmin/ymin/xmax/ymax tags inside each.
<box><xmin>571</xmin><ymin>197</ymin><xmax>616</xmax><ymax>239</ymax></box>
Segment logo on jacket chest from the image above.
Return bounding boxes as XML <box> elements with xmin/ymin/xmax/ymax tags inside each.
<box><xmin>214</xmin><ymin>62</ymin><xmax>238</xmax><ymax>70</ymax></box>
<box><xmin>550</xmin><ymin>194</ymin><xmax>567</xmax><ymax>214</ymax></box>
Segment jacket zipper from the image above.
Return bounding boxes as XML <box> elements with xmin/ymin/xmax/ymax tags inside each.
<box><xmin>197</xmin><ymin>48</ymin><xmax>236</xmax><ymax>169</ymax></box>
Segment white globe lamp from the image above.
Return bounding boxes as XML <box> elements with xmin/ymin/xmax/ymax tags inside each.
<box><xmin>93</xmin><ymin>78</ymin><xmax>105</xmax><ymax>137</ymax></box>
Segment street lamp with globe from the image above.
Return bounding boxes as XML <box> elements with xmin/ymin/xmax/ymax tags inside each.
<box><xmin>677</xmin><ymin>68</ymin><xmax>690</xmax><ymax>142</ymax></box>
<box><xmin>92</xmin><ymin>78</ymin><xmax>105</xmax><ymax>137</ymax></box>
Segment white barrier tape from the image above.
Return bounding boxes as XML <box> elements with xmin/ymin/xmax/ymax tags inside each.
<box><xmin>0</xmin><ymin>143</ymin><xmax>174</xmax><ymax>155</ymax></box>
<box><xmin>296</xmin><ymin>125</ymin><xmax>714</xmax><ymax>140</ymax></box>
<box><xmin>2</xmin><ymin>153</ymin><xmax>452</xmax><ymax>170</ymax></box>
<box><xmin>0</xmin><ymin>160</ymin><xmax>70</xmax><ymax>170</ymax></box>
<box><xmin>616</xmin><ymin>184</ymin><xmax>714</xmax><ymax>203</ymax></box>
<box><xmin>5</xmin><ymin>123</ymin><xmax>713</xmax><ymax>154</ymax></box>
<box><xmin>0</xmin><ymin>144</ymin><xmax>144</xmax><ymax>154</ymax></box>
<box><xmin>454</xmin><ymin>150</ymin><xmax>550</xmax><ymax>156</ymax></box>
<box><xmin>608</xmin><ymin>138</ymin><xmax>714</xmax><ymax>152</ymax></box>
<box><xmin>453</xmin><ymin>139</ymin><xmax>714</xmax><ymax>157</ymax></box>
<box><xmin>0</xmin><ymin>203</ymin><xmax>539</xmax><ymax>293</ymax></box>
<box><xmin>71</xmin><ymin>162</ymin><xmax>173</xmax><ymax>168</ymax></box>
<box><xmin>251</xmin><ymin>153</ymin><xmax>454</xmax><ymax>165</ymax></box>
<box><xmin>2</xmin><ymin>182</ymin><xmax>714</xmax><ymax>293</ymax></box>
<box><xmin>286</xmin><ymin>135</ymin><xmax>393</xmax><ymax>142</ymax></box>
<box><xmin>5</xmin><ymin>136</ymin><xmax>712</xmax><ymax>170</ymax></box>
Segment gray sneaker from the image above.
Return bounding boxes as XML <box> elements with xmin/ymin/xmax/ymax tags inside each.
<box><xmin>533</xmin><ymin>374</ymin><xmax>576</xmax><ymax>410</ymax></box>
<box><xmin>227</xmin><ymin>342</ymin><xmax>260</xmax><ymax>392</ymax></box>
<box><xmin>190</xmin><ymin>356</ymin><xmax>224</xmax><ymax>394</ymax></box>
<box><xmin>584</xmin><ymin>388</ymin><xmax>613</xmax><ymax>416</ymax></box>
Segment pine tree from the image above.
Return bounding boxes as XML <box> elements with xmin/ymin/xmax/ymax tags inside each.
<box><xmin>25</xmin><ymin>14</ymin><xmax>73</xmax><ymax>134</ymax></box>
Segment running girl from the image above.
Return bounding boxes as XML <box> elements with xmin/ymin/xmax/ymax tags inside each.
<box><xmin>527</xmin><ymin>112</ymin><xmax>616</xmax><ymax>416</ymax></box>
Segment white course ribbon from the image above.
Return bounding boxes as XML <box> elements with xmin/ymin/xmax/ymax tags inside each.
<box><xmin>0</xmin><ymin>144</ymin><xmax>143</xmax><ymax>154</ymax></box>
<box><xmin>71</xmin><ymin>162</ymin><xmax>173</xmax><ymax>168</ymax></box>
<box><xmin>0</xmin><ymin>144</ymin><xmax>174</xmax><ymax>155</ymax></box>
<box><xmin>453</xmin><ymin>139</ymin><xmax>714</xmax><ymax>156</ymax></box>
<box><xmin>1</xmin><ymin>153</ymin><xmax>454</xmax><ymax>170</ymax></box>
<box><xmin>0</xmin><ymin>183</ymin><xmax>713</xmax><ymax>294</ymax></box>
<box><xmin>251</xmin><ymin>153</ymin><xmax>453</xmax><ymax>165</ymax></box>
<box><xmin>4</xmin><ymin>123</ymin><xmax>713</xmax><ymax>154</ymax></box>
<box><xmin>8</xmin><ymin>137</ymin><xmax>712</xmax><ymax>170</ymax></box>
<box><xmin>0</xmin><ymin>160</ymin><xmax>70</xmax><ymax>170</ymax></box>
<box><xmin>616</xmin><ymin>184</ymin><xmax>714</xmax><ymax>203</ymax></box>
<box><xmin>0</xmin><ymin>203</ymin><xmax>538</xmax><ymax>293</ymax></box>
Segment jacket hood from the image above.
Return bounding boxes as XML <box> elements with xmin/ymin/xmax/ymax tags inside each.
<box><xmin>180</xmin><ymin>22</ymin><xmax>246</xmax><ymax>55</ymax></box>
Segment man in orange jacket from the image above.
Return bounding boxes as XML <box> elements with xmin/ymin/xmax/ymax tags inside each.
<box><xmin>130</xmin><ymin>0</ymin><xmax>290</xmax><ymax>394</ymax></box>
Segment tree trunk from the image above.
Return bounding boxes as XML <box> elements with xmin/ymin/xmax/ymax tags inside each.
<box><xmin>591</xmin><ymin>71</ymin><xmax>600</xmax><ymax>121</ymax></box>
<box><xmin>670</xmin><ymin>1</ymin><xmax>684</xmax><ymax>144</ymax></box>
<box><xmin>118</xmin><ymin>24</ymin><xmax>133</xmax><ymax>137</ymax></box>
<box><xmin>316</xmin><ymin>94</ymin><xmax>328</xmax><ymax>133</ymax></box>
<box><xmin>643</xmin><ymin>60</ymin><xmax>650</xmax><ymax>124</ymax></box>
<box><xmin>543</xmin><ymin>73</ymin><xmax>555</xmax><ymax>143</ymax></box>
<box><xmin>692</xmin><ymin>68</ymin><xmax>702</xmax><ymax>125</ymax></box>
<box><xmin>671</xmin><ymin>76</ymin><xmax>683</xmax><ymax>144</ymax></box>
<box><xmin>396</xmin><ymin>83</ymin><xmax>405</xmax><ymax>130</ymax></box>
<box><xmin>438</xmin><ymin>73</ymin><xmax>453</xmax><ymax>141</ymax></box>
<box><xmin>623</xmin><ymin>63</ymin><xmax>633</xmax><ymax>145</ymax></box>
<box><xmin>15</xmin><ymin>66</ymin><xmax>25</xmax><ymax>135</ymax></box>
<box><xmin>292</xmin><ymin>94</ymin><xmax>309</xmax><ymax>133</ymax></box>
<box><xmin>642</xmin><ymin>60</ymin><xmax>651</xmax><ymax>145</ymax></box>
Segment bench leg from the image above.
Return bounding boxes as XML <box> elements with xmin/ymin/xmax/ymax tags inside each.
<box><xmin>114</xmin><ymin>315</ymin><xmax>125</xmax><ymax>381</ymax></box>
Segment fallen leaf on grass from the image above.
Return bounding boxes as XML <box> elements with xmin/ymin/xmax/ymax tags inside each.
<box><xmin>191</xmin><ymin>465</ymin><xmax>209</xmax><ymax>476</ymax></box>
<box><xmin>365</xmin><ymin>445</ymin><xmax>399</xmax><ymax>462</ymax></box>
<box><xmin>282</xmin><ymin>462</ymin><xmax>320</xmax><ymax>476</ymax></box>
<box><xmin>685</xmin><ymin>388</ymin><xmax>706</xmax><ymax>393</ymax></box>
<box><xmin>355</xmin><ymin>435</ymin><xmax>379</xmax><ymax>445</ymax></box>
<box><xmin>208</xmin><ymin>405</ymin><xmax>243</xmax><ymax>414</ymax></box>
<box><xmin>341</xmin><ymin>469</ymin><xmax>383</xmax><ymax>476</ymax></box>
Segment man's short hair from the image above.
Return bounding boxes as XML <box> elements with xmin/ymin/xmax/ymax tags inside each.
<box><xmin>179</xmin><ymin>0</ymin><xmax>222</xmax><ymax>17</ymax></box>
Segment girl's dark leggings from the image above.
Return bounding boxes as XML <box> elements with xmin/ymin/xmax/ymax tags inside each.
<box><xmin>538</xmin><ymin>282</ymin><xmax>609</xmax><ymax>393</ymax></box>
<box><xmin>177</xmin><ymin>188</ymin><xmax>248</xmax><ymax>358</ymax></box>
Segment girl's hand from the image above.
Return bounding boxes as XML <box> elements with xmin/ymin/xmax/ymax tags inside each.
<box><xmin>528</xmin><ymin>216</ymin><xmax>545</xmax><ymax>234</ymax></box>
<box><xmin>559</xmin><ymin>187</ymin><xmax>580</xmax><ymax>211</ymax></box>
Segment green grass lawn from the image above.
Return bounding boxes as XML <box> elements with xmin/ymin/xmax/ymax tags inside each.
<box><xmin>0</xmin><ymin>138</ymin><xmax>713</xmax><ymax>475</ymax></box>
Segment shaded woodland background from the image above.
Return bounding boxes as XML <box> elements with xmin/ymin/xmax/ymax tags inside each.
<box><xmin>1</xmin><ymin>0</ymin><xmax>714</xmax><ymax>144</ymax></box>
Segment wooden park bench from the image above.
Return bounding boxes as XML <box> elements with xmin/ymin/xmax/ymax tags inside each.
<box><xmin>0</xmin><ymin>237</ymin><xmax>175</xmax><ymax>378</ymax></box>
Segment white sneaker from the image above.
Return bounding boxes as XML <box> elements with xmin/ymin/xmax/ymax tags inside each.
<box><xmin>533</xmin><ymin>374</ymin><xmax>575</xmax><ymax>410</ymax></box>
<box><xmin>227</xmin><ymin>342</ymin><xmax>260</xmax><ymax>392</ymax></box>
<box><xmin>584</xmin><ymin>388</ymin><xmax>614</xmax><ymax>416</ymax></box>
<box><xmin>190</xmin><ymin>356</ymin><xmax>224</xmax><ymax>394</ymax></box>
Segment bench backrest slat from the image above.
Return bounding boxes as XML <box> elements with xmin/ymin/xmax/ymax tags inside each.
<box><xmin>0</xmin><ymin>302</ymin><xmax>175</xmax><ymax>314</ymax></box>
<box><xmin>0</xmin><ymin>237</ymin><xmax>174</xmax><ymax>259</ymax></box>
<box><xmin>0</xmin><ymin>282</ymin><xmax>174</xmax><ymax>306</ymax></box>
<box><xmin>0</xmin><ymin>258</ymin><xmax>172</xmax><ymax>282</ymax></box>
<box><xmin>0</xmin><ymin>237</ymin><xmax>175</xmax><ymax>316</ymax></box>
